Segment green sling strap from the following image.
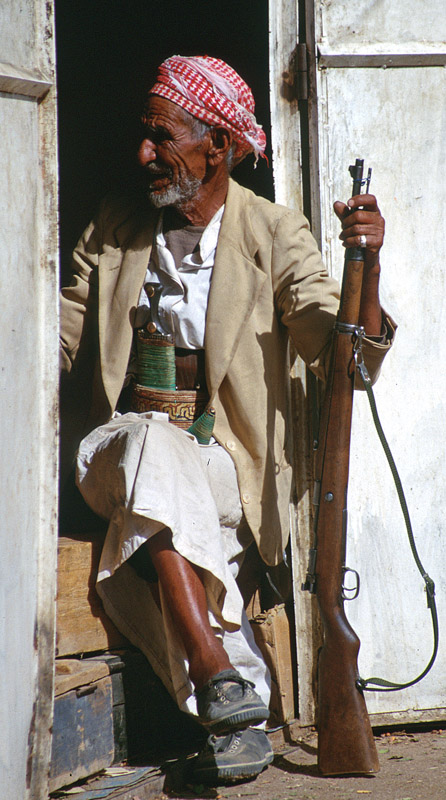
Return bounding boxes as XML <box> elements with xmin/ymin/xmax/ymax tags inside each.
<box><xmin>354</xmin><ymin>333</ymin><xmax>439</xmax><ymax>692</ymax></box>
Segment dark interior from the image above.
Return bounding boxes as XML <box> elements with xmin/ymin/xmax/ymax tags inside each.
<box><xmin>55</xmin><ymin>0</ymin><xmax>274</xmax><ymax>279</ymax></box>
<box><xmin>55</xmin><ymin>7</ymin><xmax>296</xmax><ymax>760</ymax></box>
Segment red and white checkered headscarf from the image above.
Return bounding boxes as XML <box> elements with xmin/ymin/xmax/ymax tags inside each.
<box><xmin>147</xmin><ymin>55</ymin><xmax>267</xmax><ymax>164</ymax></box>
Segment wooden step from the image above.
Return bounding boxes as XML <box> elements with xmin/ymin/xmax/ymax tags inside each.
<box><xmin>57</xmin><ymin>535</ymin><xmax>128</xmax><ymax>656</ymax></box>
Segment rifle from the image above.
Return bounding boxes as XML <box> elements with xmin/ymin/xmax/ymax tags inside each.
<box><xmin>302</xmin><ymin>159</ymin><xmax>380</xmax><ymax>775</ymax></box>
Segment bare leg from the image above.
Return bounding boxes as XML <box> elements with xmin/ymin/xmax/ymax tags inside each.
<box><xmin>145</xmin><ymin>527</ymin><xmax>233</xmax><ymax>689</ymax></box>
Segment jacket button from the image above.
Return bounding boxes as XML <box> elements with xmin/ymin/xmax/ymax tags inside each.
<box><xmin>146</xmin><ymin>285</ymin><xmax>155</xmax><ymax>298</ymax></box>
<box><xmin>147</xmin><ymin>321</ymin><xmax>157</xmax><ymax>333</ymax></box>
<box><xmin>226</xmin><ymin>440</ymin><xmax>236</xmax><ymax>451</ymax></box>
<box><xmin>242</xmin><ymin>493</ymin><xmax>251</xmax><ymax>504</ymax></box>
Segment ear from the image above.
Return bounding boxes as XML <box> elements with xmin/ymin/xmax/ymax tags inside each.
<box><xmin>207</xmin><ymin>126</ymin><xmax>232</xmax><ymax>166</ymax></box>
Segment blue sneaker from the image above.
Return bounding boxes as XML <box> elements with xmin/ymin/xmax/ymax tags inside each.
<box><xmin>192</xmin><ymin>728</ymin><xmax>274</xmax><ymax>784</ymax></box>
<box><xmin>195</xmin><ymin>669</ymin><xmax>270</xmax><ymax>734</ymax></box>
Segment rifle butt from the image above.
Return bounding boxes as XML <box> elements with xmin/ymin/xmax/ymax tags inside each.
<box><xmin>317</xmin><ymin>632</ymin><xmax>380</xmax><ymax>776</ymax></box>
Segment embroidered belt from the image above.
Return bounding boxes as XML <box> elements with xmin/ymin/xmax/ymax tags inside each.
<box><xmin>129</xmin><ymin>384</ymin><xmax>210</xmax><ymax>430</ymax></box>
<box><xmin>128</xmin><ymin>330</ymin><xmax>211</xmax><ymax>430</ymax></box>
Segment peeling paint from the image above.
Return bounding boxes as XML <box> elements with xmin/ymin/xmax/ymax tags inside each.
<box><xmin>0</xmin><ymin>2</ymin><xmax>58</xmax><ymax>799</ymax></box>
<box><xmin>270</xmin><ymin>0</ymin><xmax>446</xmax><ymax>728</ymax></box>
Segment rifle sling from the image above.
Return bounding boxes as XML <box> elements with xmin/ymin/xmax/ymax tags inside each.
<box><xmin>355</xmin><ymin>354</ymin><xmax>439</xmax><ymax>692</ymax></box>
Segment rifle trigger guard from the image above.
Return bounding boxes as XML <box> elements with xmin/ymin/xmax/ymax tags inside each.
<box><xmin>342</xmin><ymin>566</ymin><xmax>360</xmax><ymax>600</ymax></box>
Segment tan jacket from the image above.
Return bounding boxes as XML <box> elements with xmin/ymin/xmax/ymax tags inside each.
<box><xmin>60</xmin><ymin>179</ymin><xmax>393</xmax><ymax>565</ymax></box>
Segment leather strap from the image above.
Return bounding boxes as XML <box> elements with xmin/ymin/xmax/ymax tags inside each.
<box><xmin>354</xmin><ymin>345</ymin><xmax>439</xmax><ymax>692</ymax></box>
<box><xmin>175</xmin><ymin>348</ymin><xmax>207</xmax><ymax>392</ymax></box>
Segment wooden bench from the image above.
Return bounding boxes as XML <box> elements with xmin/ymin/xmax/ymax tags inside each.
<box><xmin>56</xmin><ymin>535</ymin><xmax>128</xmax><ymax>657</ymax></box>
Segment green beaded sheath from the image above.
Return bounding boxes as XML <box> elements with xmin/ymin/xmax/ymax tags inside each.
<box><xmin>187</xmin><ymin>407</ymin><xmax>216</xmax><ymax>445</ymax></box>
<box><xmin>134</xmin><ymin>329</ymin><xmax>215</xmax><ymax>443</ymax></box>
<box><xmin>136</xmin><ymin>330</ymin><xmax>176</xmax><ymax>390</ymax></box>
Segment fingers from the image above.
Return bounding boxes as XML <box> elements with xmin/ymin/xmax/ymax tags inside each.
<box><xmin>347</xmin><ymin>193</ymin><xmax>380</xmax><ymax>213</ymax></box>
<box><xmin>340</xmin><ymin>227</ymin><xmax>383</xmax><ymax>252</ymax></box>
<box><xmin>339</xmin><ymin>217</ymin><xmax>385</xmax><ymax>252</ymax></box>
<box><xmin>333</xmin><ymin>194</ymin><xmax>379</xmax><ymax>216</ymax></box>
<box><xmin>333</xmin><ymin>193</ymin><xmax>385</xmax><ymax>253</ymax></box>
<box><xmin>333</xmin><ymin>200</ymin><xmax>349</xmax><ymax>221</ymax></box>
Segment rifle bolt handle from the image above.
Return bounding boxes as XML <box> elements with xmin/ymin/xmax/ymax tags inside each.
<box><xmin>324</xmin><ymin>492</ymin><xmax>334</xmax><ymax>502</ymax></box>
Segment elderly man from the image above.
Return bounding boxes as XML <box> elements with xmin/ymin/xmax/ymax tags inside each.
<box><xmin>60</xmin><ymin>55</ymin><xmax>394</xmax><ymax>783</ymax></box>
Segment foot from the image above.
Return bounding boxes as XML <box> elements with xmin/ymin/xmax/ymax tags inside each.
<box><xmin>192</xmin><ymin>728</ymin><xmax>274</xmax><ymax>784</ymax></box>
<box><xmin>195</xmin><ymin>668</ymin><xmax>270</xmax><ymax>734</ymax></box>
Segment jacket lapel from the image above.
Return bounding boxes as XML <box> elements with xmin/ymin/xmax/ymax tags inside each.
<box><xmin>99</xmin><ymin>205</ymin><xmax>157</xmax><ymax>406</ymax></box>
<box><xmin>98</xmin><ymin>182</ymin><xmax>266</xmax><ymax>406</ymax></box>
<box><xmin>205</xmin><ymin>180</ymin><xmax>267</xmax><ymax>397</ymax></box>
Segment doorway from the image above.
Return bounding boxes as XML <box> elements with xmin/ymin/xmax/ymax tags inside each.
<box><xmin>54</xmin><ymin>0</ymin><xmax>290</xmax><ymax>778</ymax></box>
<box><xmin>55</xmin><ymin>0</ymin><xmax>274</xmax><ymax>278</ymax></box>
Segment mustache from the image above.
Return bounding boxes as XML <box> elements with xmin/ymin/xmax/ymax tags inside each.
<box><xmin>143</xmin><ymin>163</ymin><xmax>173</xmax><ymax>178</ymax></box>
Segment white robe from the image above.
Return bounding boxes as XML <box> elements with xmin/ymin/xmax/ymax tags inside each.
<box><xmin>76</xmin><ymin>411</ymin><xmax>271</xmax><ymax>715</ymax></box>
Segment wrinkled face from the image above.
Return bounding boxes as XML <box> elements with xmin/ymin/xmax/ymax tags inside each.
<box><xmin>137</xmin><ymin>96</ymin><xmax>209</xmax><ymax>208</ymax></box>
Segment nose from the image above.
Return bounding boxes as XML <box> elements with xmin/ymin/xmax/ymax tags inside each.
<box><xmin>137</xmin><ymin>138</ymin><xmax>156</xmax><ymax>166</ymax></box>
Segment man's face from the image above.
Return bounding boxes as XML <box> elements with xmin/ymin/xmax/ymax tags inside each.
<box><xmin>138</xmin><ymin>96</ymin><xmax>209</xmax><ymax>209</ymax></box>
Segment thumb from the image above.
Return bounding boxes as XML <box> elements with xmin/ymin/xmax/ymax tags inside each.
<box><xmin>333</xmin><ymin>200</ymin><xmax>349</xmax><ymax>221</ymax></box>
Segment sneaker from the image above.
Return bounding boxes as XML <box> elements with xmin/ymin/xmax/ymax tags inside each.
<box><xmin>195</xmin><ymin>669</ymin><xmax>270</xmax><ymax>734</ymax></box>
<box><xmin>192</xmin><ymin>728</ymin><xmax>274</xmax><ymax>784</ymax></box>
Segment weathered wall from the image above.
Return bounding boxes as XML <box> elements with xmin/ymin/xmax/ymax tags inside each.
<box><xmin>316</xmin><ymin>1</ymin><xmax>446</xmax><ymax>721</ymax></box>
<box><xmin>0</xmin><ymin>1</ymin><xmax>58</xmax><ymax>797</ymax></box>
<box><xmin>269</xmin><ymin>0</ymin><xmax>446</xmax><ymax>724</ymax></box>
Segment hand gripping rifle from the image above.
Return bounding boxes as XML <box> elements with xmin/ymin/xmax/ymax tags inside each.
<box><xmin>302</xmin><ymin>159</ymin><xmax>380</xmax><ymax>775</ymax></box>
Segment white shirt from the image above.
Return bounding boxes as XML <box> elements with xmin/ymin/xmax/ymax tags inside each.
<box><xmin>134</xmin><ymin>205</ymin><xmax>224</xmax><ymax>348</ymax></box>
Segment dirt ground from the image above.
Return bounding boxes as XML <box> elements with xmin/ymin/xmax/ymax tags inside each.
<box><xmin>159</xmin><ymin>727</ymin><xmax>446</xmax><ymax>800</ymax></box>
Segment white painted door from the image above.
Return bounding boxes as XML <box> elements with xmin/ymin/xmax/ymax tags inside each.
<box><xmin>0</xmin><ymin>2</ymin><xmax>58</xmax><ymax>797</ymax></box>
<box><xmin>270</xmin><ymin>0</ymin><xmax>446</xmax><ymax>724</ymax></box>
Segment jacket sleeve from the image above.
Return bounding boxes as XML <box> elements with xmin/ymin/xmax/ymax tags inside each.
<box><xmin>271</xmin><ymin>209</ymin><xmax>395</xmax><ymax>385</ymax></box>
<box><xmin>59</xmin><ymin>213</ymin><xmax>102</xmax><ymax>374</ymax></box>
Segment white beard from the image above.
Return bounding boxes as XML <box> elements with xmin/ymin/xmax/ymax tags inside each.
<box><xmin>148</xmin><ymin>173</ymin><xmax>202</xmax><ymax>209</ymax></box>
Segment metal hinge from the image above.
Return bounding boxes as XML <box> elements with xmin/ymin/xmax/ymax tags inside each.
<box><xmin>295</xmin><ymin>43</ymin><xmax>309</xmax><ymax>100</ymax></box>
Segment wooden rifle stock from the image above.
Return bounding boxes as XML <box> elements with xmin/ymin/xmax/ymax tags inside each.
<box><xmin>303</xmin><ymin>160</ymin><xmax>379</xmax><ymax>776</ymax></box>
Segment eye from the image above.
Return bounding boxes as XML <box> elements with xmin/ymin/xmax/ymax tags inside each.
<box><xmin>142</xmin><ymin>125</ymin><xmax>172</xmax><ymax>146</ymax></box>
